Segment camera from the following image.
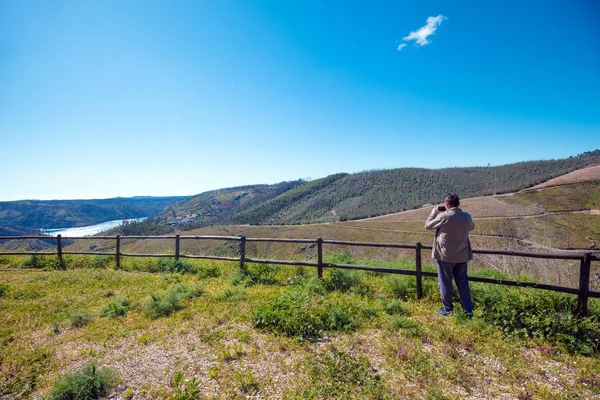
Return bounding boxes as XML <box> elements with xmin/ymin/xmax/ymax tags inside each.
<box><xmin>437</xmin><ymin>206</ymin><xmax>446</xmax><ymax>212</ymax></box>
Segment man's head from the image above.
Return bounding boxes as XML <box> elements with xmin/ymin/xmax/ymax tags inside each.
<box><xmin>444</xmin><ymin>193</ymin><xmax>460</xmax><ymax>208</ymax></box>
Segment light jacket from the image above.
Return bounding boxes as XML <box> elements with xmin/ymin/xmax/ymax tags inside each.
<box><xmin>424</xmin><ymin>207</ymin><xmax>475</xmax><ymax>263</ymax></box>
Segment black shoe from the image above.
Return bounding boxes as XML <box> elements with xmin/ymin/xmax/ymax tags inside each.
<box><xmin>435</xmin><ymin>308</ymin><xmax>453</xmax><ymax>316</ymax></box>
<box><xmin>464</xmin><ymin>310</ymin><xmax>474</xmax><ymax>318</ymax></box>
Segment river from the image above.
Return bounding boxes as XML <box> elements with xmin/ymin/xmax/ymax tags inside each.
<box><xmin>41</xmin><ymin>217</ymin><xmax>146</xmax><ymax>237</ymax></box>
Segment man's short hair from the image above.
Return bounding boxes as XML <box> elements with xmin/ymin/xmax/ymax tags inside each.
<box><xmin>444</xmin><ymin>193</ymin><xmax>460</xmax><ymax>208</ymax></box>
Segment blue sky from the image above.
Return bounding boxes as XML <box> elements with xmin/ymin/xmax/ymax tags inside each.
<box><xmin>1</xmin><ymin>0</ymin><xmax>598</xmax><ymax>201</ymax></box>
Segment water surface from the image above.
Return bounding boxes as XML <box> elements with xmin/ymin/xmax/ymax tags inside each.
<box><xmin>41</xmin><ymin>218</ymin><xmax>146</xmax><ymax>237</ymax></box>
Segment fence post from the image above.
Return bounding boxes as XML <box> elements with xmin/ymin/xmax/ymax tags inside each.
<box><xmin>415</xmin><ymin>242</ymin><xmax>423</xmax><ymax>300</ymax></box>
<box><xmin>317</xmin><ymin>238</ymin><xmax>323</xmax><ymax>279</ymax></box>
<box><xmin>115</xmin><ymin>235</ymin><xmax>121</xmax><ymax>269</ymax></box>
<box><xmin>56</xmin><ymin>234</ymin><xmax>64</xmax><ymax>269</ymax></box>
<box><xmin>575</xmin><ymin>252</ymin><xmax>592</xmax><ymax>317</ymax></box>
<box><xmin>175</xmin><ymin>234</ymin><xmax>181</xmax><ymax>261</ymax></box>
<box><xmin>239</xmin><ymin>236</ymin><xmax>246</xmax><ymax>271</ymax></box>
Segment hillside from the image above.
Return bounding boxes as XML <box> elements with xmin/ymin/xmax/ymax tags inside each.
<box><xmin>174</xmin><ymin>149</ymin><xmax>600</xmax><ymax>226</ymax></box>
<box><xmin>64</xmin><ymin>170</ymin><xmax>600</xmax><ymax>289</ymax></box>
<box><xmin>151</xmin><ymin>180</ymin><xmax>305</xmax><ymax>229</ymax></box>
<box><xmin>0</xmin><ymin>196</ymin><xmax>188</xmax><ymax>236</ymax></box>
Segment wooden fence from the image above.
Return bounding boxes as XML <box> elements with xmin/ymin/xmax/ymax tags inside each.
<box><xmin>1</xmin><ymin>235</ymin><xmax>598</xmax><ymax>316</ymax></box>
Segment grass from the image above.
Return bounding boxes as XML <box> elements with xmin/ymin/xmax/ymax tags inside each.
<box><xmin>1</xmin><ymin>255</ymin><xmax>600</xmax><ymax>399</ymax></box>
<box><xmin>504</xmin><ymin>181</ymin><xmax>600</xmax><ymax>212</ymax></box>
<box><xmin>48</xmin><ymin>362</ymin><xmax>118</xmax><ymax>400</ymax></box>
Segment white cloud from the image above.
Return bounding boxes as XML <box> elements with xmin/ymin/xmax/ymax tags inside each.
<box><xmin>398</xmin><ymin>15</ymin><xmax>446</xmax><ymax>50</ymax></box>
<box><xmin>397</xmin><ymin>43</ymin><xmax>407</xmax><ymax>51</ymax></box>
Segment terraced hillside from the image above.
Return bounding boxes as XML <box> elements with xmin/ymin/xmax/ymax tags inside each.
<box><xmin>156</xmin><ymin>150</ymin><xmax>600</xmax><ymax>227</ymax></box>
<box><xmin>64</xmin><ymin>165</ymin><xmax>600</xmax><ymax>289</ymax></box>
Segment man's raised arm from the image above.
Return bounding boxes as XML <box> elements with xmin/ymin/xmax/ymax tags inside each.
<box><xmin>425</xmin><ymin>207</ymin><xmax>446</xmax><ymax>230</ymax></box>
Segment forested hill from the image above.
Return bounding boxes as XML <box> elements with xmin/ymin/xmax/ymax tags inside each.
<box><xmin>151</xmin><ymin>180</ymin><xmax>305</xmax><ymax>229</ymax></box>
<box><xmin>0</xmin><ymin>196</ymin><xmax>189</xmax><ymax>235</ymax></box>
<box><xmin>163</xmin><ymin>150</ymin><xmax>600</xmax><ymax>227</ymax></box>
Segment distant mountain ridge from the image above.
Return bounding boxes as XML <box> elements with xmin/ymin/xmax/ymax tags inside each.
<box><xmin>155</xmin><ymin>150</ymin><xmax>600</xmax><ymax>228</ymax></box>
<box><xmin>0</xmin><ymin>196</ymin><xmax>188</xmax><ymax>236</ymax></box>
<box><xmin>2</xmin><ymin>150</ymin><xmax>599</xmax><ymax>236</ymax></box>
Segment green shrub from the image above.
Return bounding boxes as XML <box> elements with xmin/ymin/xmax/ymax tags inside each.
<box><xmin>157</xmin><ymin>259</ymin><xmax>194</xmax><ymax>274</ymax></box>
<box><xmin>100</xmin><ymin>295</ymin><xmax>131</xmax><ymax>318</ymax></box>
<box><xmin>386</xmin><ymin>275</ymin><xmax>436</xmax><ymax>300</ymax></box>
<box><xmin>323</xmin><ymin>269</ymin><xmax>361</xmax><ymax>292</ymax></box>
<box><xmin>301</xmin><ymin>346</ymin><xmax>387</xmax><ymax>399</ymax></box>
<box><xmin>168</xmin><ymin>370</ymin><xmax>201</xmax><ymax>400</ymax></box>
<box><xmin>386</xmin><ymin>276</ymin><xmax>415</xmax><ymax>299</ymax></box>
<box><xmin>230</xmin><ymin>264</ymin><xmax>278</xmax><ymax>286</ymax></box>
<box><xmin>390</xmin><ymin>316</ymin><xmax>422</xmax><ymax>338</ymax></box>
<box><xmin>382</xmin><ymin>299</ymin><xmax>409</xmax><ymax>315</ymax></box>
<box><xmin>162</xmin><ymin>274</ymin><xmax>181</xmax><ymax>284</ymax></box>
<box><xmin>92</xmin><ymin>256</ymin><xmax>113</xmax><ymax>269</ymax></box>
<box><xmin>252</xmin><ymin>286</ymin><xmax>358</xmax><ymax>340</ymax></box>
<box><xmin>234</xmin><ymin>369</ymin><xmax>259</xmax><ymax>395</ymax></box>
<box><xmin>24</xmin><ymin>255</ymin><xmax>63</xmax><ymax>269</ymax></box>
<box><xmin>24</xmin><ymin>255</ymin><xmax>46</xmax><ymax>269</ymax></box>
<box><xmin>326</xmin><ymin>251</ymin><xmax>355</xmax><ymax>265</ymax></box>
<box><xmin>121</xmin><ymin>258</ymin><xmax>160</xmax><ymax>273</ymax></box>
<box><xmin>48</xmin><ymin>362</ymin><xmax>118</xmax><ymax>400</ymax></box>
<box><xmin>197</xmin><ymin>263</ymin><xmax>221</xmax><ymax>279</ymax></box>
<box><xmin>145</xmin><ymin>283</ymin><xmax>204</xmax><ymax>319</ymax></box>
<box><xmin>0</xmin><ymin>284</ymin><xmax>9</xmax><ymax>297</ymax></box>
<box><xmin>477</xmin><ymin>287</ymin><xmax>600</xmax><ymax>354</ymax></box>
<box><xmin>70</xmin><ymin>310</ymin><xmax>93</xmax><ymax>328</ymax></box>
<box><xmin>216</xmin><ymin>286</ymin><xmax>245</xmax><ymax>302</ymax></box>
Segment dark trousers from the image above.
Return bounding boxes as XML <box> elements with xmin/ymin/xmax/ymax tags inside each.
<box><xmin>436</xmin><ymin>260</ymin><xmax>474</xmax><ymax>312</ymax></box>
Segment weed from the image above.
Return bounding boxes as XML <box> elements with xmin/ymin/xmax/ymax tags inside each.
<box><xmin>477</xmin><ymin>286</ymin><xmax>600</xmax><ymax>354</ymax></box>
<box><xmin>323</xmin><ymin>268</ymin><xmax>361</xmax><ymax>292</ymax></box>
<box><xmin>24</xmin><ymin>255</ymin><xmax>63</xmax><ymax>269</ymax></box>
<box><xmin>301</xmin><ymin>346</ymin><xmax>387</xmax><ymax>399</ymax></box>
<box><xmin>100</xmin><ymin>295</ymin><xmax>131</xmax><ymax>318</ymax></box>
<box><xmin>0</xmin><ymin>328</ymin><xmax>14</xmax><ymax>346</ymax></box>
<box><xmin>145</xmin><ymin>283</ymin><xmax>204</xmax><ymax>319</ymax></box>
<box><xmin>138</xmin><ymin>333</ymin><xmax>152</xmax><ymax>345</ymax></box>
<box><xmin>215</xmin><ymin>286</ymin><xmax>245</xmax><ymax>302</ymax></box>
<box><xmin>162</xmin><ymin>273</ymin><xmax>182</xmax><ymax>283</ymax></box>
<box><xmin>386</xmin><ymin>275</ymin><xmax>436</xmax><ymax>301</ymax></box>
<box><xmin>70</xmin><ymin>310</ymin><xmax>93</xmax><ymax>328</ymax></box>
<box><xmin>390</xmin><ymin>316</ymin><xmax>422</xmax><ymax>338</ymax></box>
<box><xmin>234</xmin><ymin>369</ymin><xmax>259</xmax><ymax>395</ymax></box>
<box><xmin>168</xmin><ymin>370</ymin><xmax>201</xmax><ymax>400</ymax></box>
<box><xmin>382</xmin><ymin>299</ymin><xmax>409</xmax><ymax>315</ymax></box>
<box><xmin>48</xmin><ymin>362</ymin><xmax>118</xmax><ymax>400</ymax></box>
<box><xmin>123</xmin><ymin>387</ymin><xmax>135</xmax><ymax>399</ymax></box>
<box><xmin>326</xmin><ymin>251</ymin><xmax>355</xmax><ymax>265</ymax></box>
<box><xmin>3</xmin><ymin>346</ymin><xmax>53</xmax><ymax>397</ymax></box>
<box><xmin>253</xmin><ymin>286</ymin><xmax>359</xmax><ymax>340</ymax></box>
<box><xmin>207</xmin><ymin>366</ymin><xmax>219</xmax><ymax>380</ymax></box>
<box><xmin>0</xmin><ymin>283</ymin><xmax>9</xmax><ymax>297</ymax></box>
<box><xmin>386</xmin><ymin>275</ymin><xmax>416</xmax><ymax>300</ymax></box>
<box><xmin>197</xmin><ymin>263</ymin><xmax>221</xmax><ymax>279</ymax></box>
<box><xmin>92</xmin><ymin>255</ymin><xmax>114</xmax><ymax>269</ymax></box>
<box><xmin>217</xmin><ymin>343</ymin><xmax>245</xmax><ymax>362</ymax></box>
<box><xmin>158</xmin><ymin>259</ymin><xmax>195</xmax><ymax>274</ymax></box>
<box><xmin>230</xmin><ymin>264</ymin><xmax>278</xmax><ymax>286</ymax></box>
<box><xmin>425</xmin><ymin>386</ymin><xmax>452</xmax><ymax>400</ymax></box>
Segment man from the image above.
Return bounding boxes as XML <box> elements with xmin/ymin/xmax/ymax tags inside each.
<box><xmin>425</xmin><ymin>193</ymin><xmax>475</xmax><ymax>317</ymax></box>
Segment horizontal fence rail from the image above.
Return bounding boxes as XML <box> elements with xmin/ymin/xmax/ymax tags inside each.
<box><xmin>1</xmin><ymin>235</ymin><xmax>598</xmax><ymax>316</ymax></box>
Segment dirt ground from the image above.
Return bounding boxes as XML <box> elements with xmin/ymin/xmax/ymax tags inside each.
<box><xmin>527</xmin><ymin>164</ymin><xmax>600</xmax><ymax>189</ymax></box>
<box><xmin>361</xmin><ymin>196</ymin><xmax>546</xmax><ymax>222</ymax></box>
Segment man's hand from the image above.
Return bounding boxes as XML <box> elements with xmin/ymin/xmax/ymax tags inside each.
<box><xmin>431</xmin><ymin>206</ymin><xmax>440</xmax><ymax>216</ymax></box>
